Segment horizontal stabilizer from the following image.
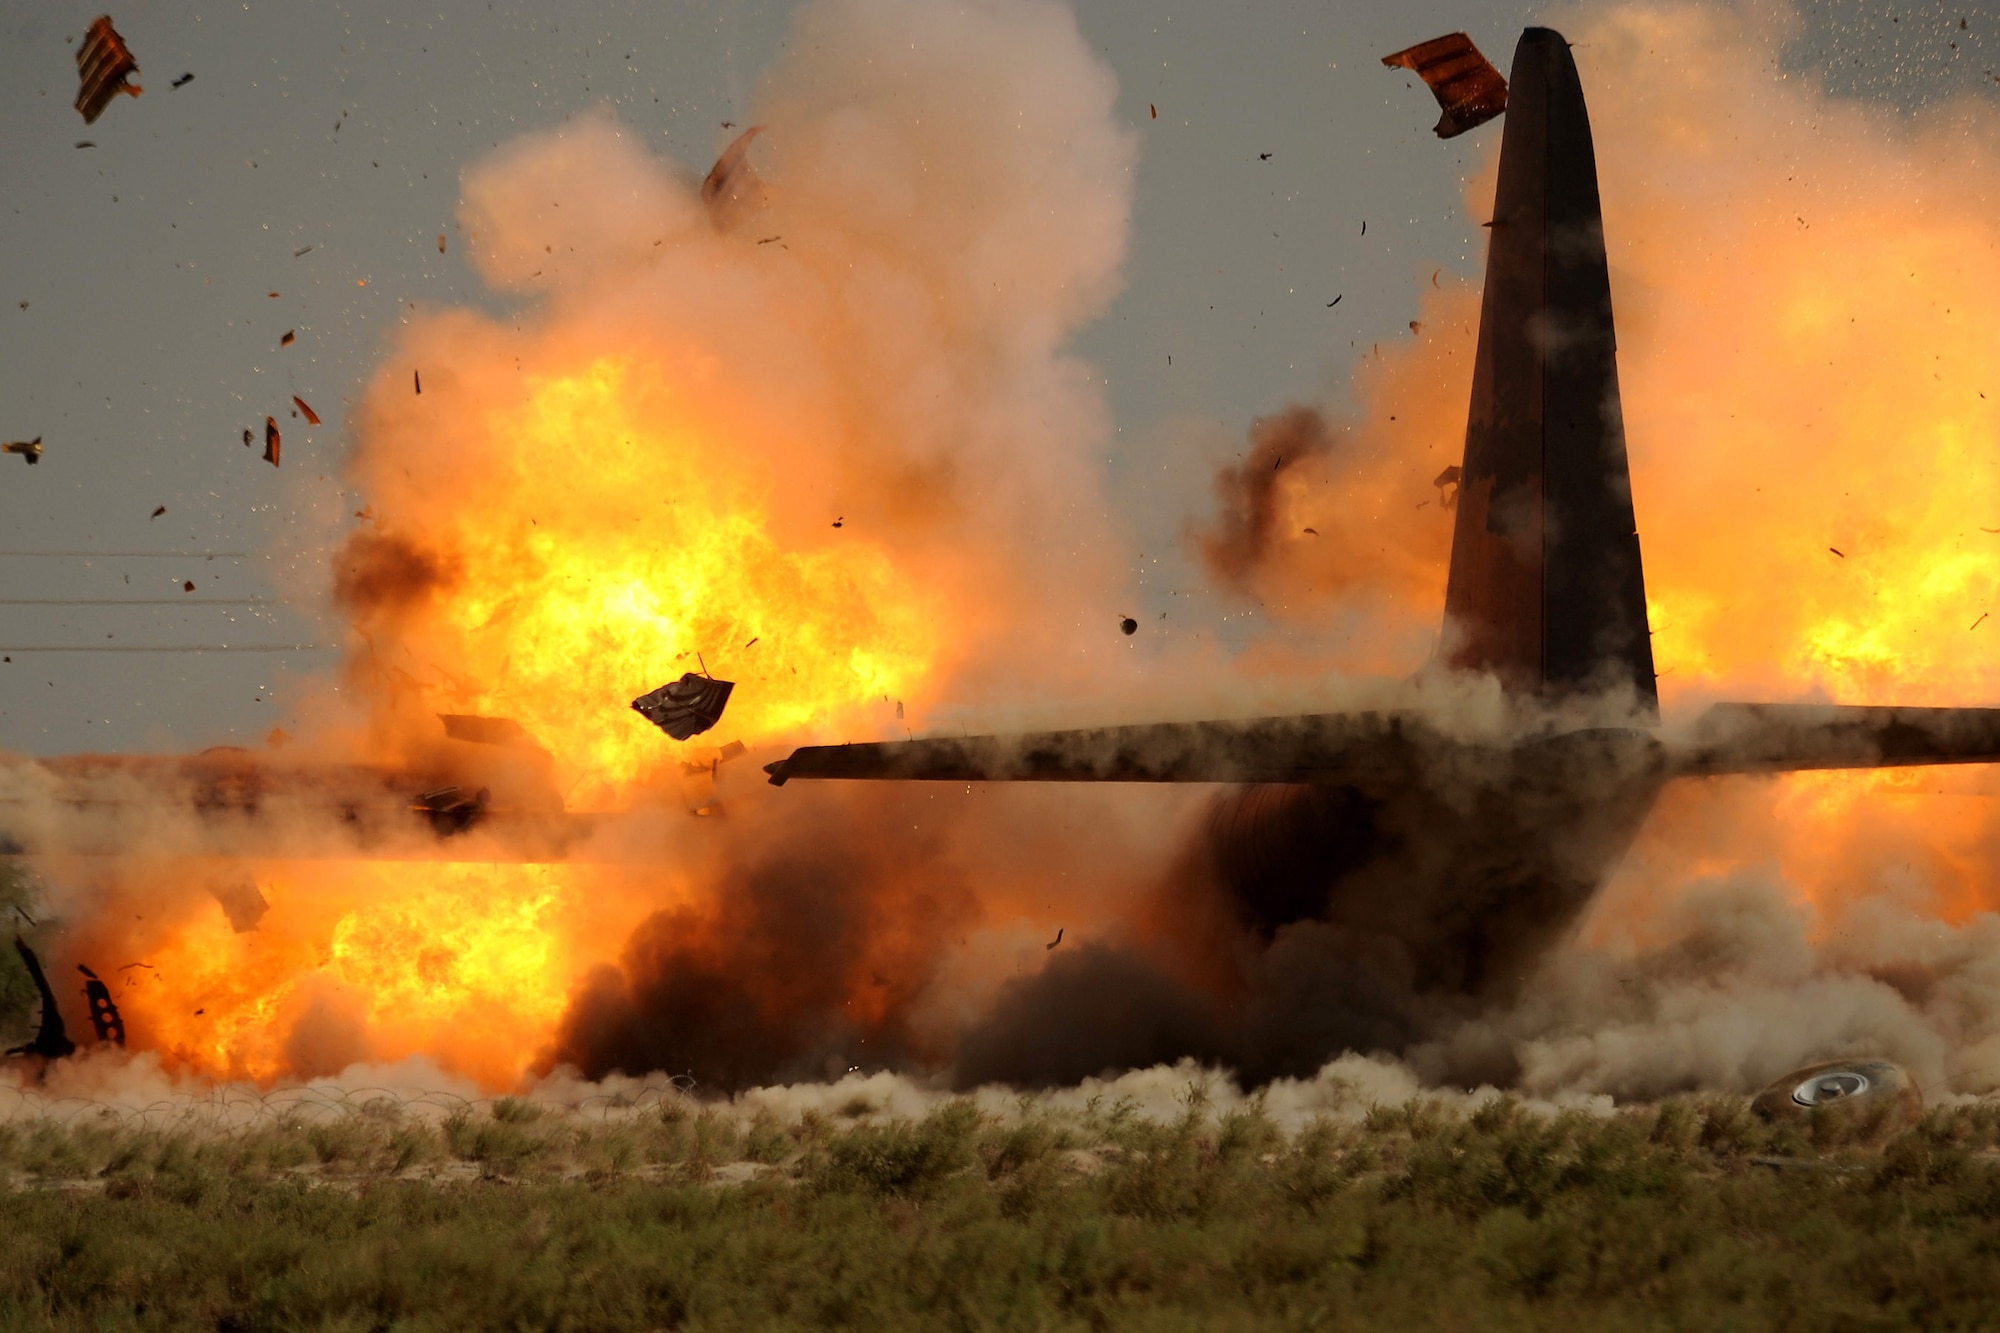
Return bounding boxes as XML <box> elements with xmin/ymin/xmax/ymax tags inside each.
<box><xmin>766</xmin><ymin>713</ymin><xmax>1459</xmax><ymax>788</ymax></box>
<box><xmin>1671</xmin><ymin>703</ymin><xmax>2000</xmax><ymax>777</ymax></box>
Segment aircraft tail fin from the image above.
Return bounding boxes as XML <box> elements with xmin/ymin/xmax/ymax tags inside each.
<box><xmin>1442</xmin><ymin>28</ymin><xmax>1657</xmax><ymax>719</ymax></box>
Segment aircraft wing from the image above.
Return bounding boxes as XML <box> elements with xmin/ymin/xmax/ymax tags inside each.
<box><xmin>1670</xmin><ymin>703</ymin><xmax>2000</xmax><ymax>777</ymax></box>
<box><xmin>766</xmin><ymin>711</ymin><xmax>1487</xmax><ymax>787</ymax></box>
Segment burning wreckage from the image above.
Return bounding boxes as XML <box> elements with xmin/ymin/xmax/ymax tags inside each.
<box><xmin>0</xmin><ymin>672</ymin><xmax>743</xmax><ymax>861</ymax></box>
<box><xmin>4</xmin><ymin>937</ymin><xmax>126</xmax><ymax>1068</ymax></box>
<box><xmin>74</xmin><ymin>16</ymin><xmax>141</xmax><ymax>126</ymax></box>
<box><xmin>762</xmin><ymin>30</ymin><xmax>2000</xmax><ymax>1063</ymax></box>
<box><xmin>0</xmin><ymin>28</ymin><xmax>1985</xmax><ymax>1096</ymax></box>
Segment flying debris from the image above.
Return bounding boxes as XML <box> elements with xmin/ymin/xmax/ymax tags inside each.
<box><xmin>74</xmin><ymin>17</ymin><xmax>142</xmax><ymax>125</ymax></box>
<box><xmin>263</xmin><ymin>416</ymin><xmax>280</xmax><ymax>467</ymax></box>
<box><xmin>291</xmin><ymin>395</ymin><xmax>320</xmax><ymax>425</ymax></box>
<box><xmin>1150</xmin><ymin>103</ymin><xmax>1157</xmax><ymax>119</ymax></box>
<box><xmin>75</xmin><ymin>141</ymin><xmax>96</xmax><ymax>150</ymax></box>
<box><xmin>832</xmin><ymin>517</ymin><xmax>844</xmax><ymax>528</ymax></box>
<box><xmin>293</xmin><ymin>245</ymin><xmax>313</xmax><ymax>258</ymax></box>
<box><xmin>3</xmin><ymin>438</ymin><xmax>42</xmax><ymax>465</ymax></box>
<box><xmin>280</xmin><ymin>330</ymin><xmax>295</xmax><ymax>347</ymax></box>
<box><xmin>702</xmin><ymin>125</ymin><xmax>766</xmax><ymax>223</ymax></box>
<box><xmin>209</xmin><ymin>876</ymin><xmax>269</xmax><ymax>933</ymax></box>
<box><xmin>1046</xmin><ymin>928</ymin><xmax>1063</xmax><ymax>950</ymax></box>
<box><xmin>1327</xmin><ymin>295</ymin><xmax>1342</xmax><ymax>307</ymax></box>
<box><xmin>1120</xmin><ymin>617</ymin><xmax>1138</xmax><ymax>636</ymax></box>
<box><xmin>76</xmin><ymin>964</ymin><xmax>126</xmax><ymax>1046</ymax></box>
<box><xmin>241</xmin><ymin>428</ymin><xmax>252</xmax><ymax>446</ymax></box>
<box><xmin>5</xmin><ymin>938</ymin><xmax>76</xmax><ymax>1061</ymax></box>
<box><xmin>1381</xmin><ymin>32</ymin><xmax>1508</xmax><ymax>139</ymax></box>
<box><xmin>182</xmin><ymin>581</ymin><xmax>194</xmax><ymax>592</ymax></box>
<box><xmin>633</xmin><ymin>672</ymin><xmax>736</xmax><ymax>741</ymax></box>
<box><xmin>149</xmin><ymin>504</ymin><xmax>165</xmax><ymax>518</ymax></box>
<box><xmin>414</xmin><ymin>369</ymin><xmax>422</xmax><ymax>395</ymax></box>
<box><xmin>170</xmin><ymin>72</ymin><xmax>194</xmax><ymax>89</ymax></box>
<box><xmin>438</xmin><ymin>232</ymin><xmax>447</xmax><ymax>254</ymax></box>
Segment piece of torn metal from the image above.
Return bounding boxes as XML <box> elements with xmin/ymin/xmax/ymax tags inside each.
<box><xmin>633</xmin><ymin>672</ymin><xmax>735</xmax><ymax>741</ymax></box>
<box><xmin>701</xmin><ymin>125</ymin><xmax>766</xmax><ymax>224</ymax></box>
<box><xmin>438</xmin><ymin>714</ymin><xmax>539</xmax><ymax>748</ymax></box>
<box><xmin>411</xmin><ymin>785</ymin><xmax>489</xmax><ymax>837</ymax></box>
<box><xmin>5</xmin><ymin>937</ymin><xmax>76</xmax><ymax>1061</ymax></box>
<box><xmin>1382</xmin><ymin>32</ymin><xmax>1508</xmax><ymax>139</ymax></box>
<box><xmin>77</xmin><ymin>964</ymin><xmax>126</xmax><ymax>1046</ymax></box>
<box><xmin>75</xmin><ymin>17</ymin><xmax>142</xmax><ymax>125</ymax></box>
<box><xmin>1046</xmin><ymin>928</ymin><xmax>1063</xmax><ymax>950</ymax></box>
<box><xmin>292</xmin><ymin>395</ymin><xmax>320</xmax><ymax>425</ymax></box>
<box><xmin>3</xmin><ymin>437</ymin><xmax>42</xmax><ymax>465</ymax></box>
<box><xmin>171</xmin><ymin>72</ymin><xmax>194</xmax><ymax>89</ymax></box>
<box><xmin>263</xmin><ymin>415</ymin><xmax>280</xmax><ymax>467</ymax></box>
<box><xmin>209</xmin><ymin>875</ymin><xmax>269</xmax><ymax>933</ymax></box>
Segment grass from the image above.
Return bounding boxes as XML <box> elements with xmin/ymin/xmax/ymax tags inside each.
<box><xmin>1</xmin><ymin>1089</ymin><xmax>1999</xmax><ymax>1328</ymax></box>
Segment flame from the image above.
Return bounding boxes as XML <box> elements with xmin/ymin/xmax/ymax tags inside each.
<box><xmin>128</xmin><ymin>862</ymin><xmax>623</xmax><ymax>1087</ymax></box>
<box><xmin>111</xmin><ymin>349</ymin><xmax>949</xmax><ymax>1087</ymax></box>
<box><xmin>368</xmin><ymin>356</ymin><xmax>941</xmax><ymax>797</ymax></box>
<box><xmin>63</xmin><ymin>2</ymin><xmax>2000</xmax><ymax>1090</ymax></box>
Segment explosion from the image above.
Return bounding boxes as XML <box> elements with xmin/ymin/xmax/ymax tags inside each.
<box><xmin>11</xmin><ymin>0</ymin><xmax>2000</xmax><ymax>1102</ymax></box>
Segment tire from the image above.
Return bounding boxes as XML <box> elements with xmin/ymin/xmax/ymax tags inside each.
<box><xmin>1750</xmin><ymin>1059</ymin><xmax>1922</xmax><ymax>1137</ymax></box>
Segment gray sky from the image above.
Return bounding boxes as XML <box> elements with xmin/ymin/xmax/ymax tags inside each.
<box><xmin>1</xmin><ymin>0</ymin><xmax>1991</xmax><ymax>756</ymax></box>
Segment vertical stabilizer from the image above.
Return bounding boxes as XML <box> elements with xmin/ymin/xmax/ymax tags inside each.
<box><xmin>1443</xmin><ymin>28</ymin><xmax>1656</xmax><ymax>718</ymax></box>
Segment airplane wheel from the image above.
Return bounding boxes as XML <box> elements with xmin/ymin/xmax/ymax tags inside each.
<box><xmin>1750</xmin><ymin>1059</ymin><xmax>1921</xmax><ymax>1136</ymax></box>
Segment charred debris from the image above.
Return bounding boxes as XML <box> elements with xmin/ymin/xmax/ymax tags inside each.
<box><xmin>633</xmin><ymin>671</ymin><xmax>735</xmax><ymax>741</ymax></box>
<box><xmin>1382</xmin><ymin>31</ymin><xmax>1508</xmax><ymax>139</ymax></box>
<box><xmin>4</xmin><ymin>937</ymin><xmax>126</xmax><ymax>1069</ymax></box>
<box><xmin>75</xmin><ymin>16</ymin><xmax>141</xmax><ymax>126</ymax></box>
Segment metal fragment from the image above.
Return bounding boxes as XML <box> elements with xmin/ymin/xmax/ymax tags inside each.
<box><xmin>633</xmin><ymin>672</ymin><xmax>735</xmax><ymax>741</ymax></box>
<box><xmin>75</xmin><ymin>17</ymin><xmax>142</xmax><ymax>125</ymax></box>
<box><xmin>77</xmin><ymin>964</ymin><xmax>126</xmax><ymax>1046</ymax></box>
<box><xmin>1382</xmin><ymin>32</ymin><xmax>1508</xmax><ymax>139</ymax></box>
<box><xmin>5</xmin><ymin>938</ymin><xmax>76</xmax><ymax>1061</ymax></box>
